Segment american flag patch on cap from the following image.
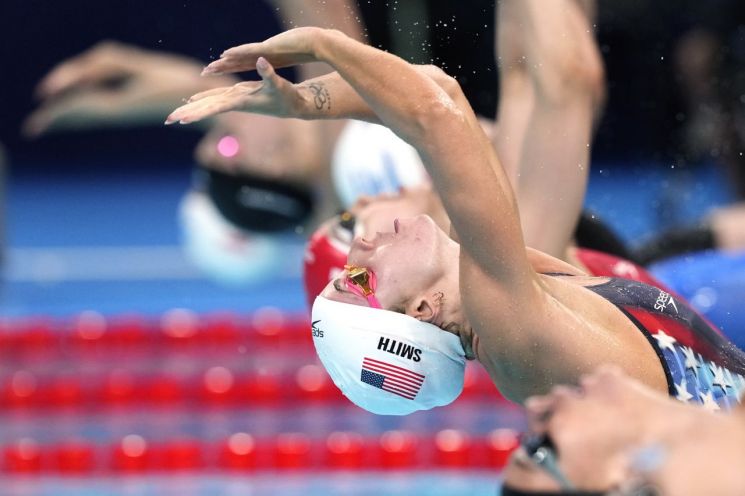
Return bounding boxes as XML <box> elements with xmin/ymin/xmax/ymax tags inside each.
<box><xmin>360</xmin><ymin>357</ymin><xmax>425</xmax><ymax>400</ymax></box>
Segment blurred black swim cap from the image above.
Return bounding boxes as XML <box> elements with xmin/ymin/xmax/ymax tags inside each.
<box><xmin>199</xmin><ymin>167</ymin><xmax>314</xmax><ymax>233</ymax></box>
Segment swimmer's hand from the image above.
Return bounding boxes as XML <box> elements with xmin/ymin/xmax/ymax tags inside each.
<box><xmin>24</xmin><ymin>41</ymin><xmax>237</xmax><ymax>137</ymax></box>
<box><xmin>199</xmin><ymin>27</ymin><xmax>323</xmax><ymax>76</ymax></box>
<box><xmin>166</xmin><ymin>57</ymin><xmax>302</xmax><ymax>125</ymax></box>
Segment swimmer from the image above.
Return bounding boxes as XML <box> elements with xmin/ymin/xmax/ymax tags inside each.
<box><xmin>305</xmin><ymin>0</ymin><xmax>672</xmax><ymax>301</ymax></box>
<box><xmin>24</xmin><ymin>0</ymin><xmax>365</xmax><ymax>282</ymax></box>
<box><xmin>167</xmin><ymin>26</ymin><xmax>745</xmax><ymax>414</ymax></box>
<box><xmin>502</xmin><ymin>366</ymin><xmax>745</xmax><ymax>495</ymax></box>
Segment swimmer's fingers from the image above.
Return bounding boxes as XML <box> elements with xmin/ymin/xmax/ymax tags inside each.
<box><xmin>201</xmin><ymin>48</ymin><xmax>259</xmax><ymax>76</ymax></box>
<box><xmin>254</xmin><ymin>57</ymin><xmax>290</xmax><ymax>95</ymax></box>
<box><xmin>26</xmin><ymin>76</ymin><xmax>201</xmax><ymax>136</ymax></box>
<box><xmin>203</xmin><ymin>28</ymin><xmax>323</xmax><ymax>76</ymax></box>
<box><xmin>36</xmin><ymin>41</ymin><xmax>145</xmax><ymax>99</ymax></box>
<box><xmin>185</xmin><ymin>70</ymin><xmax>271</xmax><ymax>104</ymax></box>
<box><xmin>166</xmin><ymin>96</ymin><xmax>236</xmax><ymax>125</ymax></box>
<box><xmin>166</xmin><ymin>85</ymin><xmax>256</xmax><ymax>125</ymax></box>
<box><xmin>169</xmin><ymin>66</ymin><xmax>298</xmax><ymax>124</ymax></box>
<box><xmin>23</xmin><ymin>92</ymin><xmax>122</xmax><ymax>137</ymax></box>
<box><xmin>35</xmin><ymin>59</ymin><xmax>119</xmax><ymax>101</ymax></box>
<box><xmin>202</xmin><ymin>49</ymin><xmax>310</xmax><ymax>76</ymax></box>
<box><xmin>525</xmin><ymin>384</ymin><xmax>586</xmax><ymax>434</ymax></box>
<box><xmin>524</xmin><ymin>394</ymin><xmax>555</xmax><ymax>435</ymax></box>
<box><xmin>186</xmin><ymin>87</ymin><xmax>232</xmax><ymax>103</ymax></box>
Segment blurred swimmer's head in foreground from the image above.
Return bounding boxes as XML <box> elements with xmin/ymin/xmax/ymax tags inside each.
<box><xmin>502</xmin><ymin>366</ymin><xmax>745</xmax><ymax>495</ymax></box>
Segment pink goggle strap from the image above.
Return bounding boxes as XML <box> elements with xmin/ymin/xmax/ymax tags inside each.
<box><xmin>344</xmin><ymin>266</ymin><xmax>383</xmax><ymax>309</ymax></box>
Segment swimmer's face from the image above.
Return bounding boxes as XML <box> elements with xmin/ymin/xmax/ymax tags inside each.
<box><xmin>503</xmin><ymin>367</ymin><xmax>692</xmax><ymax>494</ymax></box>
<box><xmin>311</xmin><ymin>186</ymin><xmax>448</xmax><ymax>309</ymax></box>
<box><xmin>353</xmin><ymin>186</ymin><xmax>446</xmax><ymax>236</ymax></box>
<box><xmin>195</xmin><ymin>112</ymin><xmax>321</xmax><ymax>182</ymax></box>
<box><xmin>321</xmin><ymin>214</ymin><xmax>456</xmax><ymax>312</ymax></box>
<box><xmin>323</xmin><ymin>186</ymin><xmax>444</xmax><ymax>249</ymax></box>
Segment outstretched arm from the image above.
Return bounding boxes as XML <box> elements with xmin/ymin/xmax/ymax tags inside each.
<box><xmin>168</xmin><ymin>62</ymin><xmax>465</xmax><ymax>125</ymax></box>
<box><xmin>167</xmin><ymin>28</ymin><xmax>533</xmax><ymax>288</ymax></box>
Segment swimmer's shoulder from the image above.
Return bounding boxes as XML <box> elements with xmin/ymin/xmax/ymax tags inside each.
<box><xmin>525</xmin><ymin>247</ymin><xmax>588</xmax><ymax>277</ymax></box>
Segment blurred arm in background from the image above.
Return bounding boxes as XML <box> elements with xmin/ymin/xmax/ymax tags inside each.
<box><xmin>24</xmin><ymin>0</ymin><xmax>365</xmax><ymax>195</ymax></box>
<box><xmin>23</xmin><ymin>42</ymin><xmax>239</xmax><ymax>136</ymax></box>
<box><xmin>493</xmin><ymin>0</ymin><xmax>605</xmax><ymax>261</ymax></box>
<box><xmin>322</xmin><ymin>0</ymin><xmax>609</xmax><ymax>266</ymax></box>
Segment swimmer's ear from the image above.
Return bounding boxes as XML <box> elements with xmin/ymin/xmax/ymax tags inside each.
<box><xmin>408</xmin><ymin>293</ymin><xmax>440</xmax><ymax>324</ymax></box>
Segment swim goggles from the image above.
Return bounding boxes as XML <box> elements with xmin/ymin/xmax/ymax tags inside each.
<box><xmin>522</xmin><ymin>433</ymin><xmax>576</xmax><ymax>491</ymax></box>
<box><xmin>344</xmin><ymin>264</ymin><xmax>382</xmax><ymax>309</ymax></box>
<box><xmin>519</xmin><ymin>434</ymin><xmax>662</xmax><ymax>496</ymax></box>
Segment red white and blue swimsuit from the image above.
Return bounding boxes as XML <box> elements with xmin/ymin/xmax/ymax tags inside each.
<box><xmin>565</xmin><ymin>249</ymin><xmax>745</xmax><ymax>410</ymax></box>
<box><xmin>581</xmin><ymin>276</ymin><xmax>745</xmax><ymax>410</ymax></box>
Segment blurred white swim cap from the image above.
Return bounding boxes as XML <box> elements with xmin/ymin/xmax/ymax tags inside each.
<box><xmin>311</xmin><ymin>296</ymin><xmax>466</xmax><ymax>416</ymax></box>
<box><xmin>178</xmin><ymin>190</ymin><xmax>280</xmax><ymax>286</ymax></box>
<box><xmin>332</xmin><ymin>121</ymin><xmax>429</xmax><ymax>208</ymax></box>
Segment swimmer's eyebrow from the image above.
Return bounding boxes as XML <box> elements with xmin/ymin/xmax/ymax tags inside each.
<box><xmin>333</xmin><ymin>278</ymin><xmax>346</xmax><ymax>293</ymax></box>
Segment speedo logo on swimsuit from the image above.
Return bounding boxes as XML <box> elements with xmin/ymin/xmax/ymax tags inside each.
<box><xmin>378</xmin><ymin>336</ymin><xmax>422</xmax><ymax>362</ymax></box>
<box><xmin>654</xmin><ymin>290</ymin><xmax>679</xmax><ymax>314</ymax></box>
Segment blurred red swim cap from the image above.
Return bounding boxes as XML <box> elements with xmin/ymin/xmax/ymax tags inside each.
<box><xmin>303</xmin><ymin>223</ymin><xmax>349</xmax><ymax>311</ymax></box>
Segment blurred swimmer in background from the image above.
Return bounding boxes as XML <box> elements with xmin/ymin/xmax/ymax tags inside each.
<box><xmin>24</xmin><ymin>0</ymin><xmax>364</xmax><ymax>285</ymax></box>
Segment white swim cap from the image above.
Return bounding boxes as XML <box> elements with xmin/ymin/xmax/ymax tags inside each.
<box><xmin>311</xmin><ymin>296</ymin><xmax>466</xmax><ymax>415</ymax></box>
<box><xmin>178</xmin><ymin>190</ymin><xmax>280</xmax><ymax>286</ymax></box>
<box><xmin>331</xmin><ymin>121</ymin><xmax>429</xmax><ymax>208</ymax></box>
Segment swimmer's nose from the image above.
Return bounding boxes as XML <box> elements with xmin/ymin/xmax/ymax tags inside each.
<box><xmin>350</xmin><ymin>236</ymin><xmax>374</xmax><ymax>253</ymax></box>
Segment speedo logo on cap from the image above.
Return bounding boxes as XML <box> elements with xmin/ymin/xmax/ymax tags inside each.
<box><xmin>378</xmin><ymin>336</ymin><xmax>422</xmax><ymax>362</ymax></box>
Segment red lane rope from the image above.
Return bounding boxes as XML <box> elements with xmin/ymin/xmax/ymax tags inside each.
<box><xmin>1</xmin><ymin>310</ymin><xmax>512</xmax><ymax>411</ymax></box>
<box><xmin>0</xmin><ymin>310</ymin><xmax>313</xmax><ymax>356</ymax></box>
<box><xmin>0</xmin><ymin>363</ymin><xmax>508</xmax><ymax>410</ymax></box>
<box><xmin>1</xmin><ymin>429</ymin><xmax>520</xmax><ymax>474</ymax></box>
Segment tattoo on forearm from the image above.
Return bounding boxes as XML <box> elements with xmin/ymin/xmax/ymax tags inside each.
<box><xmin>308</xmin><ymin>82</ymin><xmax>331</xmax><ymax>111</ymax></box>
